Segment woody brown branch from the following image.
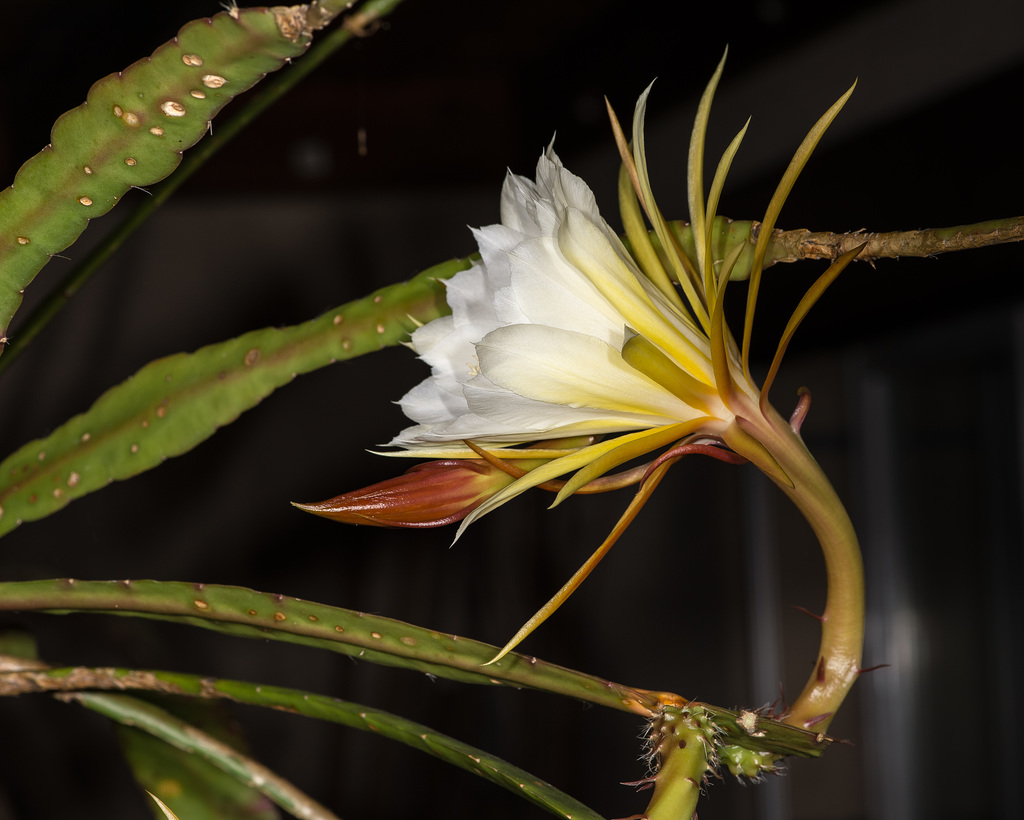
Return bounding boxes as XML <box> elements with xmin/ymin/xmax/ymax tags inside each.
<box><xmin>764</xmin><ymin>216</ymin><xmax>1024</xmax><ymax>267</ymax></box>
<box><xmin>0</xmin><ymin>658</ymin><xmax>190</xmax><ymax>698</ymax></box>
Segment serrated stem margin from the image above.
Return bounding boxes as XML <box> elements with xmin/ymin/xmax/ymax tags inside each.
<box><xmin>0</xmin><ymin>579</ymin><xmax>832</xmax><ymax>758</ymax></box>
<box><xmin>0</xmin><ymin>257</ymin><xmax>464</xmax><ymax>537</ymax></box>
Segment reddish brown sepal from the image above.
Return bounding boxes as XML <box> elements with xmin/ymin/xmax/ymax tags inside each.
<box><xmin>293</xmin><ymin>459</ymin><xmax>516</xmax><ymax>528</ymax></box>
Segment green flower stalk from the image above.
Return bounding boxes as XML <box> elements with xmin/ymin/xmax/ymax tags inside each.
<box><xmin>303</xmin><ymin>53</ymin><xmax>865</xmax><ymax>731</ymax></box>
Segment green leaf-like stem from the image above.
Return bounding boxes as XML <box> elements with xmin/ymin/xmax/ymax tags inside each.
<box><xmin>8</xmin><ymin>665</ymin><xmax>607</xmax><ymax>820</ymax></box>
<box><xmin>0</xmin><ymin>0</ymin><xmax>409</xmax><ymax>375</ymax></box>
<box><xmin>0</xmin><ymin>257</ymin><xmax>466</xmax><ymax>537</ymax></box>
<box><xmin>0</xmin><ymin>6</ymin><xmax>323</xmax><ymax>349</ymax></box>
<box><xmin>116</xmin><ymin>698</ymin><xmax>278</xmax><ymax>820</ymax></box>
<box><xmin>0</xmin><ymin>578</ymin><xmax>831</xmax><ymax>759</ymax></box>
<box><xmin>67</xmin><ymin>692</ymin><xmax>342</xmax><ymax>820</ymax></box>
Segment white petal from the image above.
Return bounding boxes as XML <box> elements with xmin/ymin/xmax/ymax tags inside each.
<box><xmin>397</xmin><ymin>376</ymin><xmax>469</xmax><ymax>427</ymax></box>
<box><xmin>468</xmin><ymin>225</ymin><xmax>517</xmax><ymax>288</ymax></box>
<box><xmin>535</xmin><ymin>147</ymin><xmax>603</xmax><ymax>221</ymax></box>
<box><xmin>477</xmin><ymin>324</ymin><xmax>703</xmax><ymax>422</ymax></box>
<box><xmin>500</xmin><ymin>172</ymin><xmax>555</xmax><ymax>236</ymax></box>
<box><xmin>499</xmin><ymin>236</ymin><xmax>626</xmax><ymax>345</ymax></box>
<box><xmin>557</xmin><ymin>208</ymin><xmax>716</xmax><ymax>384</ymax></box>
<box><xmin>408</xmin><ymin>314</ymin><xmax>455</xmax><ymax>358</ymax></box>
<box><xmin>441</xmin><ymin>263</ymin><xmax>503</xmax><ymax>335</ymax></box>
<box><xmin>463</xmin><ymin>378</ymin><xmax>673</xmax><ymax>436</ymax></box>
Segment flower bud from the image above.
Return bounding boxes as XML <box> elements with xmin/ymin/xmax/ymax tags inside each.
<box><xmin>292</xmin><ymin>459</ymin><xmax>517</xmax><ymax>528</ymax></box>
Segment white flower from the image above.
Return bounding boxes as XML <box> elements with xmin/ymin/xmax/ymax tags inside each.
<box><xmin>392</xmin><ymin>144</ymin><xmax>734</xmax><ymax>450</ymax></box>
<box><xmin>371</xmin><ymin>55</ymin><xmax>865</xmax><ymax>688</ymax></box>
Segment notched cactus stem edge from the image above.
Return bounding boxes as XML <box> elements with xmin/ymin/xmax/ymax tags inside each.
<box><xmin>0</xmin><ymin>578</ymin><xmax>833</xmax><ymax>762</ymax></box>
<box><xmin>0</xmin><ymin>0</ymin><xmax>404</xmax><ymax>354</ymax></box>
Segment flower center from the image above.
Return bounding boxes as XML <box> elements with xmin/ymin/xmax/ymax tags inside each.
<box><xmin>620</xmin><ymin>332</ymin><xmax>721</xmax><ymax>416</ymax></box>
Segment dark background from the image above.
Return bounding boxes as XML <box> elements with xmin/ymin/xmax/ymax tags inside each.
<box><xmin>0</xmin><ymin>1</ymin><xmax>1022</xmax><ymax>818</ymax></box>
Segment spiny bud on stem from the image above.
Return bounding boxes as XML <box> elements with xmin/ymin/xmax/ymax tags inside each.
<box><xmin>640</xmin><ymin>707</ymin><xmax>716</xmax><ymax>820</ymax></box>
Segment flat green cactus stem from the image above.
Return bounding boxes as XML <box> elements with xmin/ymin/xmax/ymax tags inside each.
<box><xmin>0</xmin><ymin>258</ymin><xmax>463</xmax><ymax>537</ymax></box>
<box><xmin>68</xmin><ymin>692</ymin><xmax>343</xmax><ymax>820</ymax></box>
<box><xmin>1</xmin><ymin>665</ymin><xmax>607</xmax><ymax>820</ymax></box>
<box><xmin>0</xmin><ymin>3</ymin><xmax>353</xmax><ymax>351</ymax></box>
<box><xmin>0</xmin><ymin>578</ymin><xmax>832</xmax><ymax>761</ymax></box>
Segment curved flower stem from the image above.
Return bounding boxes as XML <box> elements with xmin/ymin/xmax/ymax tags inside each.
<box><xmin>728</xmin><ymin>403</ymin><xmax>864</xmax><ymax>732</ymax></box>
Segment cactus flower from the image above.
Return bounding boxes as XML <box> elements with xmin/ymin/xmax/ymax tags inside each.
<box><xmin>384</xmin><ymin>61</ymin><xmax>859</xmax><ymax>542</ymax></box>
<box><xmin>309</xmin><ymin>54</ymin><xmax>866</xmax><ymax>731</ymax></box>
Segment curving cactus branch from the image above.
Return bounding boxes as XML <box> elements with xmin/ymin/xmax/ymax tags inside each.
<box><xmin>0</xmin><ymin>258</ymin><xmax>462</xmax><ymax>537</ymax></box>
<box><xmin>0</xmin><ymin>578</ymin><xmax>831</xmax><ymax>761</ymax></box>
<box><xmin>1</xmin><ymin>662</ymin><xmax>608</xmax><ymax>820</ymax></box>
<box><xmin>66</xmin><ymin>691</ymin><xmax>343</xmax><ymax>820</ymax></box>
<box><xmin>0</xmin><ymin>0</ymin><xmax>407</xmax><ymax>376</ymax></box>
<box><xmin>0</xmin><ymin>1</ymin><xmax>405</xmax><ymax>355</ymax></box>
